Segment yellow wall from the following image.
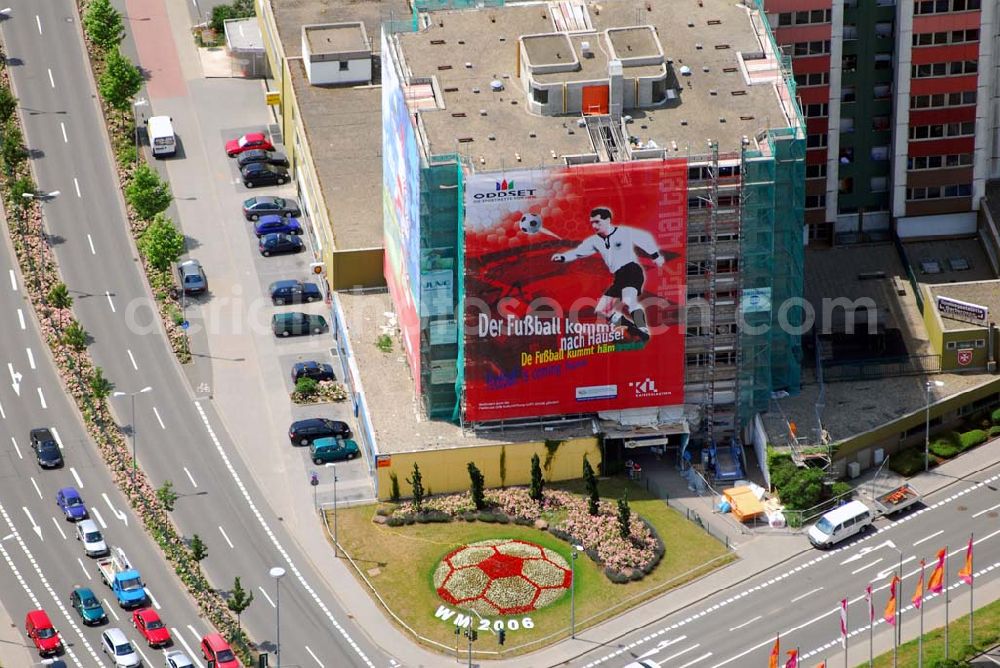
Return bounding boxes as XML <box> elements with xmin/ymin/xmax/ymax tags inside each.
<box><xmin>922</xmin><ymin>286</ymin><xmax>992</xmax><ymax>371</ymax></box>
<box><xmin>374</xmin><ymin>437</ymin><xmax>602</xmax><ymax>500</ymax></box>
<box><xmin>331</xmin><ymin>248</ymin><xmax>386</xmax><ymax>290</ymax></box>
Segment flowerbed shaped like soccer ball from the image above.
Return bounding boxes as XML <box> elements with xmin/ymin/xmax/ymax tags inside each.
<box><xmin>434</xmin><ymin>539</ymin><xmax>572</xmax><ymax>616</ymax></box>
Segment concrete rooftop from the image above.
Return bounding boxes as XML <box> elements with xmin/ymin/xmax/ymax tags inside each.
<box><xmin>396</xmin><ymin>0</ymin><xmax>790</xmax><ymax>170</ymax></box>
<box><xmin>304</xmin><ymin>23</ymin><xmax>369</xmax><ymax>57</ymax></box>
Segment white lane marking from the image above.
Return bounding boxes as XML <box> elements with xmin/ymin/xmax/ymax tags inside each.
<box><xmin>218</xmin><ymin>525</ymin><xmax>234</xmax><ymax>549</ymax></box>
<box><xmin>914</xmin><ymin>529</ymin><xmax>944</xmax><ymax>546</ymax></box>
<box><xmin>87</xmin><ymin>233</ymin><xmax>95</xmax><ymax>254</ymax></box>
<box><xmin>258</xmin><ymin>586</ymin><xmax>275</xmax><ymax>608</ymax></box>
<box><xmin>75</xmin><ymin>177</ymin><xmax>82</xmax><ymax>198</ymax></box>
<box><xmin>106</xmin><ymin>291</ymin><xmax>116</xmax><ymax>312</ymax></box>
<box><xmin>136</xmin><ymin>646</ymin><xmax>151</xmax><ymax>666</ymax></box>
<box><xmin>104</xmin><ymin>600</ymin><xmax>120</xmax><ymax>621</ymax></box>
<box><xmin>37</xmin><ymin>387</ymin><xmax>46</xmax><ymax>408</ymax></box>
<box><xmin>972</xmin><ymin>502</ymin><xmax>1000</xmax><ymax>518</ymax></box>
<box><xmin>51</xmin><ymin>428</ymin><xmax>63</xmax><ymax>449</ymax></box>
<box><xmin>22</xmin><ymin>507</ymin><xmax>42</xmax><ymax>540</ymax></box>
<box><xmin>153</xmin><ymin>406</ymin><xmax>165</xmax><ymax>429</ymax></box>
<box><xmin>183</xmin><ymin>467</ymin><xmax>197</xmax><ymax>487</ymax></box>
<box><xmin>70</xmin><ymin>467</ymin><xmax>84</xmax><ymax>488</ymax></box>
<box><xmin>0</xmin><ymin>504</ymin><xmax>95</xmax><ymax>666</ymax></box>
<box><xmin>91</xmin><ymin>506</ymin><xmax>107</xmax><ymax>529</ymax></box>
<box><xmin>127</xmin><ymin>349</ymin><xmax>138</xmax><ymax>370</ymax></box>
<box><xmin>60</xmin><ymin>122</ymin><xmax>68</xmax><ymax>143</ymax></box>
<box><xmin>47</xmin><ymin>68</ymin><xmax>54</xmax><ymax>88</ymax></box>
<box><xmin>9</xmin><ymin>362</ymin><xmax>22</xmax><ymax>395</ymax></box>
<box><xmin>50</xmin><ymin>517</ymin><xmax>67</xmax><ymax>540</ymax></box>
<box><xmin>26</xmin><ymin>347</ymin><xmax>35</xmax><ymax>369</ymax></box>
<box><xmin>0</xmin><ymin>399</ymin><xmax>4</xmax><ymax>419</ymax></box>
<box><xmin>791</xmin><ymin>586</ymin><xmax>823</xmax><ymax>603</ymax></box>
<box><xmin>35</xmin><ymin>14</ymin><xmax>42</xmax><ymax>34</ymax></box>
<box><xmin>678</xmin><ymin>652</ymin><xmax>712</xmax><ymax>668</ymax></box>
<box><xmin>101</xmin><ymin>493</ymin><xmax>127</xmax><ymax>525</ymax></box>
<box><xmin>78</xmin><ymin>557</ymin><xmax>91</xmax><ymax>579</ymax></box>
<box><xmin>30</xmin><ymin>477</ymin><xmax>42</xmax><ymax>500</ymax></box>
<box><xmin>728</xmin><ymin>615</ymin><xmax>760</xmax><ymax>632</ymax></box>
<box><xmin>8</xmin><ymin>269</ymin><xmax>15</xmax><ymax>290</ymax></box>
<box><xmin>11</xmin><ymin>437</ymin><xmax>21</xmax><ymax>459</ymax></box>
<box><xmin>145</xmin><ymin>587</ymin><xmax>161</xmax><ymax>609</ymax></box>
<box><xmin>193</xmin><ymin>400</ymin><xmax>375</xmax><ymax>667</ymax></box>
<box><xmin>17</xmin><ymin>308</ymin><xmax>25</xmax><ymax>329</ymax></box>
<box><xmin>662</xmin><ymin>644</ymin><xmax>701</xmax><ymax>663</ymax></box>
<box><xmin>305</xmin><ymin>645</ymin><xmax>324</xmax><ymax>667</ymax></box>
<box><xmin>172</xmin><ymin>627</ymin><xmax>206</xmax><ymax>668</ymax></box>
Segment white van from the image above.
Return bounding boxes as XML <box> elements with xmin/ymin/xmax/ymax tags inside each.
<box><xmin>146</xmin><ymin>115</ymin><xmax>176</xmax><ymax>157</ymax></box>
<box><xmin>808</xmin><ymin>500</ymin><xmax>873</xmax><ymax>549</ymax></box>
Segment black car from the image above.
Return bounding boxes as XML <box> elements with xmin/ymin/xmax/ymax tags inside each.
<box><xmin>270</xmin><ymin>279</ymin><xmax>322</xmax><ymax>305</ymax></box>
<box><xmin>237</xmin><ymin>149</ymin><xmax>290</xmax><ymax>169</ymax></box>
<box><xmin>242</xmin><ymin>196</ymin><xmax>301</xmax><ymax>221</ymax></box>
<box><xmin>291</xmin><ymin>361</ymin><xmax>336</xmax><ymax>384</ymax></box>
<box><xmin>259</xmin><ymin>233</ymin><xmax>303</xmax><ymax>257</ymax></box>
<box><xmin>288</xmin><ymin>418</ymin><xmax>352</xmax><ymax>446</ymax></box>
<box><xmin>30</xmin><ymin>428</ymin><xmax>63</xmax><ymax>468</ymax></box>
<box><xmin>241</xmin><ymin>162</ymin><xmax>289</xmax><ymax>188</ymax></box>
<box><xmin>272</xmin><ymin>312</ymin><xmax>328</xmax><ymax>337</ymax></box>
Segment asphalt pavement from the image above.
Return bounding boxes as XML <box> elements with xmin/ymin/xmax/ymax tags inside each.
<box><xmin>0</xmin><ymin>2</ymin><xmax>391</xmax><ymax>666</ymax></box>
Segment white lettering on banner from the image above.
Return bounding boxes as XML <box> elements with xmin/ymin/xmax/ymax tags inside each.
<box><xmin>433</xmin><ymin>605</ymin><xmax>535</xmax><ymax>632</ymax></box>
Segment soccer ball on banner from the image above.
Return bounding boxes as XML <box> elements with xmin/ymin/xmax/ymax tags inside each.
<box><xmin>518</xmin><ymin>212</ymin><xmax>543</xmax><ymax>235</ymax></box>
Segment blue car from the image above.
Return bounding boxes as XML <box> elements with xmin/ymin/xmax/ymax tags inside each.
<box><xmin>56</xmin><ymin>487</ymin><xmax>87</xmax><ymax>521</ymax></box>
<box><xmin>253</xmin><ymin>215</ymin><xmax>302</xmax><ymax>238</ymax></box>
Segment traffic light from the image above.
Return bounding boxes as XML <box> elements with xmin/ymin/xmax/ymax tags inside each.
<box><xmin>498</xmin><ymin>628</ymin><xmax>506</xmax><ymax>646</ymax></box>
<box><xmin>258</xmin><ymin>653</ymin><xmax>269</xmax><ymax>668</ymax></box>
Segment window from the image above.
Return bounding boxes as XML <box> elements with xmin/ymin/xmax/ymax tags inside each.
<box><xmin>874</xmin><ymin>54</ymin><xmax>892</xmax><ymax>70</ymax></box>
<box><xmin>841</xmin><ymin>87</ymin><xmax>856</xmax><ymax>103</ymax></box>
<box><xmin>532</xmin><ymin>87</ymin><xmax>549</xmax><ymax>104</ymax></box>
<box><xmin>806</xmin><ymin>163</ymin><xmax>827</xmax><ymax>179</ymax></box>
<box><xmin>842</xmin><ymin>55</ymin><xmax>857</xmax><ymax>72</ymax></box>
<box><xmin>774</xmin><ymin>9</ymin><xmax>831</xmax><ymax>26</ymax></box>
<box><xmin>716</xmin><ymin>258</ymin><xmax>739</xmax><ymax>273</ymax></box>
<box><xmin>840</xmin><ymin>117</ymin><xmax>855</xmax><ymax>133</ymax></box>
<box><xmin>805</xmin><ymin>194</ymin><xmax>826</xmax><ymax>209</ymax></box>
<box><xmin>686</xmin><ymin>353</ymin><xmax>709</xmax><ymax>367</ymax></box>
<box><xmin>906</xmin><ymin>183</ymin><xmax>972</xmax><ymax>199</ymax></box>
<box><xmin>807</xmin><ymin>133</ymin><xmax>828</xmax><ymax>149</ymax></box>
<box><xmin>870</xmin><ymin>176</ymin><xmax>888</xmax><ymax>192</ymax></box>
<box><xmin>909</xmin><ymin>122</ymin><xmax>974</xmax><ymax>140</ymax></box>
<box><xmin>793</xmin><ymin>40</ymin><xmax>831</xmax><ymax>56</ymax></box>
<box><xmin>873</xmin><ymin>84</ymin><xmax>892</xmax><ymax>100</ymax></box>
<box><xmin>843</xmin><ymin>24</ymin><xmax>858</xmax><ymax>41</ymax></box>
<box><xmin>338</xmin><ymin>61</ymin><xmax>349</xmax><ymax>71</ymax></box>
<box><xmin>839</xmin><ymin>177</ymin><xmax>854</xmax><ymax>194</ymax></box>
<box><xmin>805</xmin><ymin>103</ymin><xmax>829</xmax><ymax>117</ymax></box>
<box><xmin>916</xmin><ymin>0</ymin><xmax>980</xmax><ymax>13</ymax></box>
<box><xmin>911</xmin><ymin>91</ymin><xmax>976</xmax><ymax>108</ymax></box>
<box><xmin>871</xmin><ymin>145</ymin><xmax>890</xmax><ymax>161</ymax></box>
<box><xmin>794</xmin><ymin>72</ymin><xmax>829</xmax><ymax>87</ymax></box>
<box><xmin>916</xmin><ymin>29</ymin><xmax>980</xmax><ymax>45</ymax></box>
<box><xmin>872</xmin><ymin>115</ymin><xmax>891</xmax><ymax>132</ymax></box>
<box><xmin>875</xmin><ymin>22</ymin><xmax>893</xmax><ymax>38</ymax></box>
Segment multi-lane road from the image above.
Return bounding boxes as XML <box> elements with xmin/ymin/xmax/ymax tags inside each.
<box><xmin>0</xmin><ymin>2</ymin><xmax>391</xmax><ymax>666</ymax></box>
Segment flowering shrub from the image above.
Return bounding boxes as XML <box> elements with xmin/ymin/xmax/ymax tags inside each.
<box><xmin>434</xmin><ymin>539</ymin><xmax>571</xmax><ymax>615</ymax></box>
<box><xmin>392</xmin><ymin>487</ymin><xmax>663</xmax><ymax>580</ymax></box>
<box><xmin>291</xmin><ymin>380</ymin><xmax>349</xmax><ymax>404</ymax></box>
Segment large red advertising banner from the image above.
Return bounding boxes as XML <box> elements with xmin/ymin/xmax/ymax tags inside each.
<box><xmin>463</xmin><ymin>161</ymin><xmax>687</xmax><ymax>421</ymax></box>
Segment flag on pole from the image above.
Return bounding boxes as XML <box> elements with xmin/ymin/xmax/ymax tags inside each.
<box><xmin>912</xmin><ymin>560</ymin><xmax>925</xmax><ymax>609</ymax></box>
<box><xmin>928</xmin><ymin>548</ymin><xmax>946</xmax><ymax>594</ymax></box>
<box><xmin>865</xmin><ymin>584</ymin><xmax>874</xmax><ymax>623</ymax></box>
<box><xmin>839</xmin><ymin>598</ymin><xmax>848</xmax><ymax>648</ymax></box>
<box><xmin>815</xmin><ymin>663</ymin><xmax>826</xmax><ymax>668</ymax></box>
<box><xmin>784</xmin><ymin>648</ymin><xmax>799</xmax><ymax>668</ymax></box>
<box><xmin>769</xmin><ymin>635</ymin><xmax>780</xmax><ymax>668</ymax></box>
<box><xmin>958</xmin><ymin>535</ymin><xmax>974</xmax><ymax>585</ymax></box>
<box><xmin>884</xmin><ymin>575</ymin><xmax>900</xmax><ymax>625</ymax></box>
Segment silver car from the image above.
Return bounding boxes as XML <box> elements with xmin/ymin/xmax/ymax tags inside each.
<box><xmin>177</xmin><ymin>259</ymin><xmax>207</xmax><ymax>294</ymax></box>
<box><xmin>165</xmin><ymin>650</ymin><xmax>195</xmax><ymax>667</ymax></box>
<box><xmin>101</xmin><ymin>627</ymin><xmax>140</xmax><ymax>667</ymax></box>
<box><xmin>75</xmin><ymin>519</ymin><xmax>108</xmax><ymax>557</ymax></box>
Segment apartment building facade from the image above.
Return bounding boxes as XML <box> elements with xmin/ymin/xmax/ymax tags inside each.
<box><xmin>764</xmin><ymin>0</ymin><xmax>995</xmax><ymax>244</ymax></box>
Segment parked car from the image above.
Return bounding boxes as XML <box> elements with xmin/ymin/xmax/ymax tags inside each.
<box><xmin>25</xmin><ymin>609</ymin><xmax>62</xmax><ymax>656</ymax></box>
<box><xmin>236</xmin><ymin>148</ymin><xmax>289</xmax><ymax>169</ymax></box>
<box><xmin>165</xmin><ymin>650</ymin><xmax>196</xmax><ymax>668</ymax></box>
<box><xmin>30</xmin><ymin>427</ymin><xmax>62</xmax><ymax>468</ymax></box>
<box><xmin>70</xmin><ymin>587</ymin><xmax>107</xmax><ymax>625</ymax></box>
<box><xmin>241</xmin><ymin>162</ymin><xmax>288</xmax><ymax>188</ymax></box>
<box><xmin>259</xmin><ymin>233</ymin><xmax>303</xmax><ymax>257</ymax></box>
<box><xmin>76</xmin><ymin>518</ymin><xmax>108</xmax><ymax>557</ymax></box>
<box><xmin>177</xmin><ymin>259</ymin><xmax>207</xmax><ymax>295</ymax></box>
<box><xmin>270</xmin><ymin>279</ymin><xmax>322</xmax><ymax>305</ymax></box>
<box><xmin>225</xmin><ymin>132</ymin><xmax>273</xmax><ymax>157</ymax></box>
<box><xmin>56</xmin><ymin>487</ymin><xmax>87</xmax><ymax>521</ymax></box>
<box><xmin>242</xmin><ymin>195</ymin><xmax>301</xmax><ymax>221</ymax></box>
<box><xmin>272</xmin><ymin>312</ymin><xmax>328</xmax><ymax>337</ymax></box>
<box><xmin>200</xmin><ymin>633</ymin><xmax>239</xmax><ymax>668</ymax></box>
<box><xmin>291</xmin><ymin>360</ymin><xmax>335</xmax><ymax>383</ymax></box>
<box><xmin>101</xmin><ymin>627</ymin><xmax>140</xmax><ymax>667</ymax></box>
<box><xmin>132</xmin><ymin>608</ymin><xmax>171</xmax><ymax>647</ymax></box>
<box><xmin>309</xmin><ymin>436</ymin><xmax>360</xmax><ymax>464</ymax></box>
<box><xmin>288</xmin><ymin>417</ymin><xmax>351</xmax><ymax>446</ymax></box>
<box><xmin>254</xmin><ymin>215</ymin><xmax>302</xmax><ymax>238</ymax></box>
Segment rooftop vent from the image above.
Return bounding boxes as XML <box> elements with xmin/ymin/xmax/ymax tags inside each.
<box><xmin>465</xmin><ymin>62</ymin><xmax>473</xmax><ymax>68</ymax></box>
<box><xmin>437</xmin><ymin>65</ymin><xmax>452</xmax><ymax>71</ymax></box>
<box><xmin>577</xmin><ymin>118</ymin><xmax>586</xmax><ymax>127</ymax></box>
<box><xmin>731</xmin><ymin>90</ymin><xmax>746</xmax><ymax>96</ymax></box>
<box><xmin>457</xmin><ymin>137</ymin><xmax>474</xmax><ymax>143</ymax></box>
<box><xmin>490</xmin><ymin>80</ymin><xmax>504</xmax><ymax>91</ymax></box>
<box><xmin>479</xmin><ymin>109</ymin><xmax>488</xmax><ymax>116</ymax></box>
<box><xmin>709</xmin><ymin>89</ymin><xmax>717</xmax><ymax>96</ymax></box>
<box><xmin>529</xmin><ymin>132</ymin><xmax>537</xmax><ymax>138</ymax></box>
<box><xmin>695</xmin><ymin>43</ymin><xmax>703</xmax><ymax>50</ymax></box>
<box><xmin>581</xmin><ymin>41</ymin><xmax>593</xmax><ymax>57</ymax></box>
<box><xmin>488</xmin><ymin>134</ymin><xmax>496</xmax><ymax>141</ymax></box>
<box><xmin>430</xmin><ymin>39</ymin><xmax>446</xmax><ymax>45</ymax></box>
<box><xmin>679</xmin><ymin>65</ymin><xmax>692</xmax><ymax>76</ymax></box>
<box><xmin>707</xmin><ymin>19</ymin><xmax>722</xmax><ymax>25</ymax></box>
<box><xmin>715</xmin><ymin>44</ymin><xmax>730</xmax><ymax>50</ymax></box>
<box><xmin>444</xmin><ymin>87</ymin><xmax>459</xmax><ymax>92</ymax></box>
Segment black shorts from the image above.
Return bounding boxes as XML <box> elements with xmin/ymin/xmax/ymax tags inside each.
<box><xmin>604</xmin><ymin>262</ymin><xmax>644</xmax><ymax>298</ymax></box>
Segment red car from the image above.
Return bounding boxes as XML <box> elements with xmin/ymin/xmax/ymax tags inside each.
<box><xmin>226</xmin><ymin>132</ymin><xmax>274</xmax><ymax>157</ymax></box>
<box><xmin>25</xmin><ymin>609</ymin><xmax>62</xmax><ymax>656</ymax></box>
<box><xmin>201</xmin><ymin>632</ymin><xmax>240</xmax><ymax>667</ymax></box>
<box><xmin>132</xmin><ymin>608</ymin><xmax>171</xmax><ymax>647</ymax></box>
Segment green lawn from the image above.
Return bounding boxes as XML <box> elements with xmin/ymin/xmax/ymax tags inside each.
<box><xmin>866</xmin><ymin>593</ymin><xmax>1000</xmax><ymax>667</ymax></box>
<box><xmin>328</xmin><ymin>478</ymin><xmax>735</xmax><ymax>655</ymax></box>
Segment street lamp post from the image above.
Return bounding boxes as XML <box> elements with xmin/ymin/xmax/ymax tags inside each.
<box><xmin>924</xmin><ymin>380</ymin><xmax>945</xmax><ymax>472</ymax></box>
<box><xmin>112</xmin><ymin>386</ymin><xmax>152</xmax><ymax>496</ymax></box>
<box><xmin>332</xmin><ymin>462</ymin><xmax>339</xmax><ymax>557</ymax></box>
<box><xmin>885</xmin><ymin>542</ymin><xmax>904</xmax><ymax>668</ymax></box>
<box><xmin>269</xmin><ymin>566</ymin><xmax>286</xmax><ymax>668</ymax></box>
<box><xmin>21</xmin><ymin>191</ymin><xmax>60</xmax><ymax>291</ymax></box>
<box><xmin>133</xmin><ymin>98</ymin><xmax>148</xmax><ymax>165</ymax></box>
<box><xmin>569</xmin><ymin>544</ymin><xmax>583</xmax><ymax>638</ymax></box>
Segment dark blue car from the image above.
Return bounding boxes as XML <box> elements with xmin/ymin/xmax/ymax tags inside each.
<box><xmin>56</xmin><ymin>487</ymin><xmax>87</xmax><ymax>521</ymax></box>
<box><xmin>253</xmin><ymin>215</ymin><xmax>302</xmax><ymax>238</ymax></box>
<box><xmin>269</xmin><ymin>279</ymin><xmax>322</xmax><ymax>305</ymax></box>
<box><xmin>259</xmin><ymin>233</ymin><xmax>303</xmax><ymax>257</ymax></box>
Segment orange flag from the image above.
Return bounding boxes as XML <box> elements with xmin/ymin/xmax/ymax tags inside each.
<box><xmin>928</xmin><ymin>548</ymin><xmax>946</xmax><ymax>594</ymax></box>
<box><xmin>769</xmin><ymin>635</ymin><xmax>780</xmax><ymax>668</ymax></box>
<box><xmin>958</xmin><ymin>535</ymin><xmax>973</xmax><ymax>585</ymax></box>
<box><xmin>912</xmin><ymin>559</ymin><xmax>925</xmax><ymax>609</ymax></box>
<box><xmin>884</xmin><ymin>575</ymin><xmax>899</xmax><ymax>625</ymax></box>
<box><xmin>815</xmin><ymin>663</ymin><xmax>826</xmax><ymax>668</ymax></box>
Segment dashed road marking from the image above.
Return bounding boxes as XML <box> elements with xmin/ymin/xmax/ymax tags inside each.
<box><xmin>172</xmin><ymin>627</ymin><xmax>206</xmax><ymax>668</ymax></box>
<box><xmin>106</xmin><ymin>291</ymin><xmax>116</xmax><ymax>312</ymax></box>
<box><xmin>183</xmin><ymin>467</ymin><xmax>197</xmax><ymax>488</ymax></box>
<box><xmin>11</xmin><ymin>437</ymin><xmax>21</xmax><ymax>459</ymax></box>
<box><xmin>47</xmin><ymin>68</ymin><xmax>54</xmax><ymax>87</ymax></box>
<box><xmin>70</xmin><ymin>466</ymin><xmax>83</xmax><ymax>488</ymax></box>
<box><xmin>30</xmin><ymin>477</ymin><xmax>42</xmax><ymax>500</ymax></box>
<box><xmin>258</xmin><ymin>586</ymin><xmax>275</xmax><ymax>608</ymax></box>
<box><xmin>153</xmin><ymin>406</ymin><xmax>165</xmax><ymax>429</ymax></box>
<box><xmin>305</xmin><ymin>645</ymin><xmax>324</xmax><ymax>667</ymax></box>
<box><xmin>218</xmin><ymin>525</ymin><xmax>234</xmax><ymax>549</ymax></box>
<box><xmin>914</xmin><ymin>529</ymin><xmax>943</xmax><ymax>546</ymax></box>
<box><xmin>50</xmin><ymin>516</ymin><xmax>66</xmax><ymax>540</ymax></box>
<box><xmin>61</xmin><ymin>122</ymin><xmax>68</xmax><ymax>143</ymax></box>
<box><xmin>75</xmin><ymin>177</ymin><xmax>82</xmax><ymax>198</ymax></box>
<box><xmin>9</xmin><ymin>269</ymin><xmax>16</xmax><ymax>290</ymax></box>
<box><xmin>37</xmin><ymin>387</ymin><xmax>46</xmax><ymax>408</ymax></box>
<box><xmin>127</xmin><ymin>349</ymin><xmax>138</xmax><ymax>370</ymax></box>
<box><xmin>77</xmin><ymin>557</ymin><xmax>91</xmax><ymax>580</ymax></box>
<box><xmin>26</xmin><ymin>347</ymin><xmax>35</xmax><ymax>369</ymax></box>
<box><xmin>17</xmin><ymin>308</ymin><xmax>25</xmax><ymax>329</ymax></box>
